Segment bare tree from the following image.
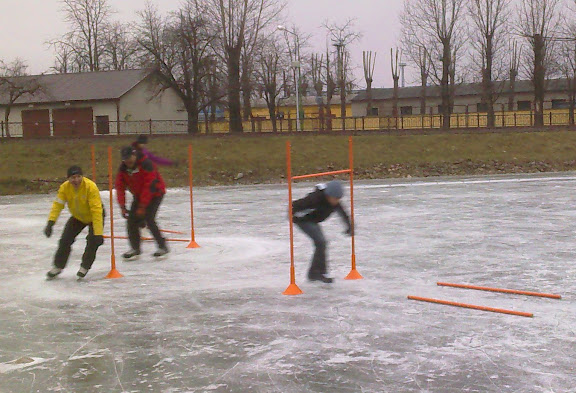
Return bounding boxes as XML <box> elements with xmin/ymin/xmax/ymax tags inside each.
<box><xmin>517</xmin><ymin>0</ymin><xmax>563</xmax><ymax>126</ymax></box>
<box><xmin>391</xmin><ymin>48</ymin><xmax>401</xmax><ymax>119</ymax></box>
<box><xmin>508</xmin><ymin>41</ymin><xmax>521</xmax><ymax>111</ymax></box>
<box><xmin>324</xmin><ymin>19</ymin><xmax>361</xmax><ymax>128</ymax></box>
<box><xmin>0</xmin><ymin>60</ymin><xmax>43</xmax><ymax>137</ymax></box>
<box><xmin>324</xmin><ymin>47</ymin><xmax>337</xmax><ymax>131</ymax></box>
<box><xmin>363</xmin><ymin>51</ymin><xmax>376</xmax><ymax>117</ymax></box>
<box><xmin>311</xmin><ymin>53</ymin><xmax>325</xmax><ymax>129</ymax></box>
<box><xmin>255</xmin><ymin>37</ymin><xmax>286</xmax><ymax>132</ymax></box>
<box><xmin>102</xmin><ymin>21</ymin><xmax>138</xmax><ymax>70</ymax></box>
<box><xmin>469</xmin><ymin>0</ymin><xmax>511</xmax><ymax>127</ymax></box>
<box><xmin>55</xmin><ymin>0</ymin><xmax>112</xmax><ymax>72</ymax></box>
<box><xmin>136</xmin><ymin>1</ymin><xmax>219</xmax><ymax>134</ymax></box>
<box><xmin>400</xmin><ymin>0</ymin><xmax>466</xmax><ymax>129</ymax></box>
<box><xmin>205</xmin><ymin>0</ymin><xmax>284</xmax><ymax>133</ymax></box>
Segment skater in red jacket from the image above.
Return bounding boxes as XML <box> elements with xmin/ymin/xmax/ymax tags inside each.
<box><xmin>115</xmin><ymin>146</ymin><xmax>168</xmax><ymax>259</ymax></box>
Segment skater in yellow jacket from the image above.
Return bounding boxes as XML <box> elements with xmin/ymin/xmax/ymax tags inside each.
<box><xmin>45</xmin><ymin>166</ymin><xmax>104</xmax><ymax>279</ymax></box>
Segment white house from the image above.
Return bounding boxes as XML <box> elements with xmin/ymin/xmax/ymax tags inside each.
<box><xmin>0</xmin><ymin>69</ymin><xmax>187</xmax><ymax>137</ymax></box>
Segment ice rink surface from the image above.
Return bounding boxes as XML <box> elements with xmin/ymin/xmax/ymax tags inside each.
<box><xmin>1</xmin><ymin>173</ymin><xmax>575</xmax><ymax>393</ymax></box>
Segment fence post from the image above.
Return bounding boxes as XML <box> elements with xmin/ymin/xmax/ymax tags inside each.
<box><xmin>514</xmin><ymin>112</ymin><xmax>517</xmax><ymax>127</ymax></box>
<box><xmin>549</xmin><ymin>111</ymin><xmax>553</xmax><ymax>126</ymax></box>
<box><xmin>148</xmin><ymin>119</ymin><xmax>153</xmax><ymax>135</ymax></box>
<box><xmin>362</xmin><ymin>116</ymin><xmax>365</xmax><ymax>131</ymax></box>
<box><xmin>1</xmin><ymin>121</ymin><xmax>3</xmax><ymax>138</ymax></box>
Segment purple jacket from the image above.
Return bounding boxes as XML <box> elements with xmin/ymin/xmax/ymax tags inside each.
<box><xmin>133</xmin><ymin>143</ymin><xmax>175</xmax><ymax>166</ymax></box>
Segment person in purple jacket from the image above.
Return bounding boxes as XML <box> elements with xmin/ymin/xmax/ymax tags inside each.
<box><xmin>132</xmin><ymin>135</ymin><xmax>177</xmax><ymax>167</ymax></box>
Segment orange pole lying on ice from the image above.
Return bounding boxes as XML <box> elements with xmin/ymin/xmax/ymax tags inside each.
<box><xmin>437</xmin><ymin>282</ymin><xmax>562</xmax><ymax>299</ymax></box>
<box><xmin>407</xmin><ymin>296</ymin><xmax>533</xmax><ymax>318</ymax></box>
<box><xmin>104</xmin><ymin>235</ymin><xmax>190</xmax><ymax>243</ymax></box>
<box><xmin>161</xmin><ymin>229</ymin><xmax>186</xmax><ymax>235</ymax></box>
<box><xmin>345</xmin><ymin>136</ymin><xmax>362</xmax><ymax>280</ymax></box>
<box><xmin>105</xmin><ymin>146</ymin><xmax>123</xmax><ymax>279</ymax></box>
<box><xmin>187</xmin><ymin>144</ymin><xmax>200</xmax><ymax>249</ymax></box>
<box><xmin>283</xmin><ymin>141</ymin><xmax>303</xmax><ymax>296</ymax></box>
<box><xmin>91</xmin><ymin>145</ymin><xmax>97</xmax><ymax>182</ymax></box>
<box><xmin>292</xmin><ymin>169</ymin><xmax>352</xmax><ymax>180</ymax></box>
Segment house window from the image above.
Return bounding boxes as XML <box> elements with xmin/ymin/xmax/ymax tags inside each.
<box><xmin>369</xmin><ymin>107</ymin><xmax>379</xmax><ymax>116</ymax></box>
<box><xmin>517</xmin><ymin>101</ymin><xmax>532</xmax><ymax>111</ymax></box>
<box><xmin>437</xmin><ymin>105</ymin><xmax>444</xmax><ymax>114</ymax></box>
<box><xmin>551</xmin><ymin>99</ymin><xmax>570</xmax><ymax>109</ymax></box>
<box><xmin>400</xmin><ymin>106</ymin><xmax>413</xmax><ymax>115</ymax></box>
<box><xmin>477</xmin><ymin>103</ymin><xmax>488</xmax><ymax>113</ymax></box>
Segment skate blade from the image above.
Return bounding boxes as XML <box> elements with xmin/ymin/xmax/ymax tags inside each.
<box><xmin>123</xmin><ymin>255</ymin><xmax>140</xmax><ymax>261</ymax></box>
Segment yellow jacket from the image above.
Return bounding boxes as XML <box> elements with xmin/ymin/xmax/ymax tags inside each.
<box><xmin>48</xmin><ymin>178</ymin><xmax>104</xmax><ymax>236</ymax></box>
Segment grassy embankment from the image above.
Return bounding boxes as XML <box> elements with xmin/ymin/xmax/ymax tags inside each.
<box><xmin>1</xmin><ymin>131</ymin><xmax>576</xmax><ymax>195</ymax></box>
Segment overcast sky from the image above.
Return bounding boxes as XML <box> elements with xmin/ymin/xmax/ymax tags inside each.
<box><xmin>0</xmin><ymin>0</ymin><xmax>403</xmax><ymax>88</ymax></box>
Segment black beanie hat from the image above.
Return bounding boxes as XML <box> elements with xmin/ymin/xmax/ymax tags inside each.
<box><xmin>137</xmin><ymin>134</ymin><xmax>148</xmax><ymax>145</ymax></box>
<box><xmin>121</xmin><ymin>146</ymin><xmax>136</xmax><ymax>160</ymax></box>
<box><xmin>67</xmin><ymin>165</ymin><xmax>83</xmax><ymax>178</ymax></box>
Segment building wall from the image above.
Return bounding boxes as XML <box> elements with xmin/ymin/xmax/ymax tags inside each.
<box><xmin>0</xmin><ymin>101</ymin><xmax>118</xmax><ymax>136</ymax></box>
<box><xmin>0</xmin><ymin>78</ymin><xmax>186</xmax><ymax>136</ymax></box>
<box><xmin>351</xmin><ymin>90</ymin><xmax>573</xmax><ymax>117</ymax></box>
<box><xmin>118</xmin><ymin>78</ymin><xmax>187</xmax><ymax>122</ymax></box>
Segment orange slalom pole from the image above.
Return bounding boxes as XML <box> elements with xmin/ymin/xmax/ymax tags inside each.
<box><xmin>292</xmin><ymin>169</ymin><xmax>352</xmax><ymax>180</ymax></box>
<box><xmin>345</xmin><ymin>136</ymin><xmax>362</xmax><ymax>280</ymax></box>
<box><xmin>105</xmin><ymin>146</ymin><xmax>123</xmax><ymax>279</ymax></box>
<box><xmin>283</xmin><ymin>141</ymin><xmax>303</xmax><ymax>296</ymax></box>
<box><xmin>187</xmin><ymin>145</ymin><xmax>200</xmax><ymax>249</ymax></box>
<box><xmin>437</xmin><ymin>282</ymin><xmax>562</xmax><ymax>299</ymax></box>
<box><xmin>91</xmin><ymin>145</ymin><xmax>97</xmax><ymax>182</ymax></box>
<box><xmin>104</xmin><ymin>235</ymin><xmax>189</xmax><ymax>242</ymax></box>
<box><xmin>407</xmin><ymin>296</ymin><xmax>533</xmax><ymax>318</ymax></box>
<box><xmin>161</xmin><ymin>229</ymin><xmax>186</xmax><ymax>235</ymax></box>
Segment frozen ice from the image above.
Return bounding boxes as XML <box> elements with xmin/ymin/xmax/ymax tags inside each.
<box><xmin>1</xmin><ymin>173</ymin><xmax>575</xmax><ymax>392</ymax></box>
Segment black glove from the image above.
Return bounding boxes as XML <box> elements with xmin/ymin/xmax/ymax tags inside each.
<box><xmin>121</xmin><ymin>205</ymin><xmax>129</xmax><ymax>219</ymax></box>
<box><xmin>44</xmin><ymin>221</ymin><xmax>55</xmax><ymax>238</ymax></box>
<box><xmin>345</xmin><ymin>224</ymin><xmax>354</xmax><ymax>237</ymax></box>
<box><xmin>93</xmin><ymin>235</ymin><xmax>104</xmax><ymax>247</ymax></box>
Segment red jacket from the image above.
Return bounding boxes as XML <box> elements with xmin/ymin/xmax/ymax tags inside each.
<box><xmin>115</xmin><ymin>153</ymin><xmax>166</xmax><ymax>209</ymax></box>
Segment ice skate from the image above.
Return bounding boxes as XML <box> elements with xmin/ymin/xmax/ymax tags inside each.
<box><xmin>308</xmin><ymin>273</ymin><xmax>334</xmax><ymax>284</ymax></box>
<box><xmin>122</xmin><ymin>250</ymin><xmax>141</xmax><ymax>260</ymax></box>
<box><xmin>76</xmin><ymin>267</ymin><xmax>89</xmax><ymax>279</ymax></box>
<box><xmin>46</xmin><ymin>267</ymin><xmax>62</xmax><ymax>280</ymax></box>
<box><xmin>153</xmin><ymin>246</ymin><xmax>169</xmax><ymax>258</ymax></box>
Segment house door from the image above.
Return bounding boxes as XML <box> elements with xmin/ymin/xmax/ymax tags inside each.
<box><xmin>95</xmin><ymin>115</ymin><xmax>110</xmax><ymax>135</ymax></box>
<box><xmin>21</xmin><ymin>109</ymin><xmax>51</xmax><ymax>138</ymax></box>
<box><xmin>52</xmin><ymin>107</ymin><xmax>94</xmax><ymax>137</ymax></box>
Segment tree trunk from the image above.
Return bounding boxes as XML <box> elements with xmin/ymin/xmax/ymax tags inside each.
<box><xmin>484</xmin><ymin>36</ymin><xmax>495</xmax><ymax>128</ymax></box>
<box><xmin>227</xmin><ymin>46</ymin><xmax>243</xmax><ymax>133</ymax></box>
<box><xmin>266</xmin><ymin>100</ymin><xmax>277</xmax><ymax>133</ymax></box>
<box><xmin>365</xmin><ymin>79</ymin><xmax>373</xmax><ymax>116</ymax></box>
<box><xmin>441</xmin><ymin>41</ymin><xmax>452</xmax><ymax>130</ymax></box>
<box><xmin>186</xmin><ymin>103</ymin><xmax>200</xmax><ymax>134</ymax></box>
<box><xmin>508</xmin><ymin>71</ymin><xmax>517</xmax><ymax>111</ymax></box>
<box><xmin>420</xmin><ymin>76</ymin><xmax>427</xmax><ymax>116</ymax></box>
<box><xmin>241</xmin><ymin>68</ymin><xmax>252</xmax><ymax>120</ymax></box>
<box><xmin>533</xmin><ymin>34</ymin><xmax>545</xmax><ymax>127</ymax></box>
<box><xmin>4</xmin><ymin>107</ymin><xmax>11</xmax><ymax>137</ymax></box>
<box><xmin>392</xmin><ymin>76</ymin><xmax>399</xmax><ymax>124</ymax></box>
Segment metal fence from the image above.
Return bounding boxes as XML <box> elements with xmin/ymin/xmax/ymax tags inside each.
<box><xmin>1</xmin><ymin>110</ymin><xmax>575</xmax><ymax>138</ymax></box>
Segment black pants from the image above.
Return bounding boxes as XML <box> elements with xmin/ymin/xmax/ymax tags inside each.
<box><xmin>54</xmin><ymin>217</ymin><xmax>103</xmax><ymax>270</ymax></box>
<box><xmin>127</xmin><ymin>195</ymin><xmax>166</xmax><ymax>252</ymax></box>
<box><xmin>295</xmin><ymin>221</ymin><xmax>328</xmax><ymax>277</ymax></box>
